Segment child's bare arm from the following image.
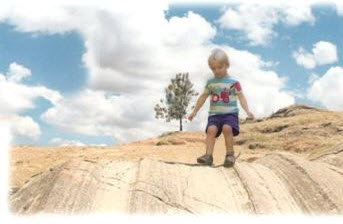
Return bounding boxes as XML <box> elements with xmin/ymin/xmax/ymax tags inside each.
<box><xmin>188</xmin><ymin>92</ymin><xmax>209</xmax><ymax>121</ymax></box>
<box><xmin>237</xmin><ymin>92</ymin><xmax>255</xmax><ymax>119</ymax></box>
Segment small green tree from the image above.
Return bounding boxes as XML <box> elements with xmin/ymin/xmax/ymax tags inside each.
<box><xmin>154</xmin><ymin>73</ymin><xmax>198</xmax><ymax>131</ymax></box>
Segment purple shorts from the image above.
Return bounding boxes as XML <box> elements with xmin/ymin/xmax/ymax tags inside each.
<box><xmin>205</xmin><ymin>113</ymin><xmax>240</xmax><ymax>138</ymax></box>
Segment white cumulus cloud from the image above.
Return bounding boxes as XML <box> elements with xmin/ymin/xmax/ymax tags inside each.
<box><xmin>50</xmin><ymin>138</ymin><xmax>107</xmax><ymax>147</ymax></box>
<box><xmin>293</xmin><ymin>41</ymin><xmax>338</xmax><ymax>69</ymax></box>
<box><xmin>312</xmin><ymin>41</ymin><xmax>338</xmax><ymax>65</ymax></box>
<box><xmin>82</xmin><ymin>10</ymin><xmax>216</xmax><ymax>93</ymax></box>
<box><xmin>41</xmin><ymin>88</ymin><xmax>182</xmax><ymax>143</ymax></box>
<box><xmin>308</xmin><ymin>66</ymin><xmax>343</xmax><ymax>111</ymax></box>
<box><xmin>41</xmin><ymin>89</ymin><xmax>123</xmax><ymax>137</ymax></box>
<box><xmin>0</xmin><ymin>63</ymin><xmax>62</xmax><ymax>113</ymax></box>
<box><xmin>218</xmin><ymin>4</ymin><xmax>315</xmax><ymax>46</ymax></box>
<box><xmin>0</xmin><ymin>62</ymin><xmax>62</xmax><ymax>139</ymax></box>
<box><xmin>1</xmin><ymin>114</ymin><xmax>42</xmax><ymax>140</ymax></box>
<box><xmin>7</xmin><ymin>62</ymin><xmax>32</xmax><ymax>83</ymax></box>
<box><xmin>336</xmin><ymin>3</ymin><xmax>343</xmax><ymax>16</ymax></box>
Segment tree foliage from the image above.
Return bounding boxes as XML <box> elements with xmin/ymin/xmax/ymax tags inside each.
<box><xmin>154</xmin><ymin>73</ymin><xmax>198</xmax><ymax>131</ymax></box>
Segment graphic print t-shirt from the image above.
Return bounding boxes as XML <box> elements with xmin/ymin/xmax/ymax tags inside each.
<box><xmin>203</xmin><ymin>76</ymin><xmax>242</xmax><ymax>116</ymax></box>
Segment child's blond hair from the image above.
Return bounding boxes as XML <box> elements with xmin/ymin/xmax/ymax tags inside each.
<box><xmin>208</xmin><ymin>48</ymin><xmax>230</xmax><ymax>66</ymax></box>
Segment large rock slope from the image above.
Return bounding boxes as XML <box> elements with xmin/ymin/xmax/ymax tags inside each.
<box><xmin>10</xmin><ymin>147</ymin><xmax>343</xmax><ymax>215</ymax></box>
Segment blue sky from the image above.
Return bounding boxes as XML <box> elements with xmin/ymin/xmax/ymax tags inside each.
<box><xmin>0</xmin><ymin>1</ymin><xmax>342</xmax><ymax>146</ymax></box>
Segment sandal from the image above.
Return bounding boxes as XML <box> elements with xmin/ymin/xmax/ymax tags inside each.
<box><xmin>197</xmin><ymin>154</ymin><xmax>213</xmax><ymax>166</ymax></box>
<box><xmin>224</xmin><ymin>154</ymin><xmax>236</xmax><ymax>167</ymax></box>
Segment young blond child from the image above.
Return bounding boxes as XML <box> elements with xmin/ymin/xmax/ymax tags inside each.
<box><xmin>188</xmin><ymin>48</ymin><xmax>254</xmax><ymax>167</ymax></box>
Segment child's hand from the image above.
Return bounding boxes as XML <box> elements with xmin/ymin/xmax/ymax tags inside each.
<box><xmin>246</xmin><ymin>111</ymin><xmax>255</xmax><ymax>120</ymax></box>
<box><xmin>188</xmin><ymin>112</ymin><xmax>196</xmax><ymax>121</ymax></box>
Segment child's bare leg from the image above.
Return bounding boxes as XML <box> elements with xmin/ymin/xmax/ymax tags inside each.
<box><xmin>223</xmin><ymin>124</ymin><xmax>234</xmax><ymax>155</ymax></box>
<box><xmin>206</xmin><ymin>125</ymin><xmax>218</xmax><ymax>155</ymax></box>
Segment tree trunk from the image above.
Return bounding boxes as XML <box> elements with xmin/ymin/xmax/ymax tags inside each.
<box><xmin>179</xmin><ymin>117</ymin><xmax>183</xmax><ymax>131</ymax></box>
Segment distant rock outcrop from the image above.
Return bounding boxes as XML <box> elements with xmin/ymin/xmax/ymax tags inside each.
<box><xmin>269</xmin><ymin>104</ymin><xmax>325</xmax><ymax>119</ymax></box>
<box><xmin>10</xmin><ymin>145</ymin><xmax>343</xmax><ymax>215</ymax></box>
<box><xmin>311</xmin><ymin>143</ymin><xmax>343</xmax><ymax>169</ymax></box>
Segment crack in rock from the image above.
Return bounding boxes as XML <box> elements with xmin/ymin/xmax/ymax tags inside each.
<box><xmin>133</xmin><ymin>189</ymin><xmax>194</xmax><ymax>214</ymax></box>
<box><xmin>232</xmin><ymin>166</ymin><xmax>258</xmax><ymax>214</ymax></box>
<box><xmin>310</xmin><ymin>147</ymin><xmax>343</xmax><ymax>161</ymax></box>
<box><xmin>183</xmin><ymin>193</ymin><xmax>229</xmax><ymax>213</ymax></box>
